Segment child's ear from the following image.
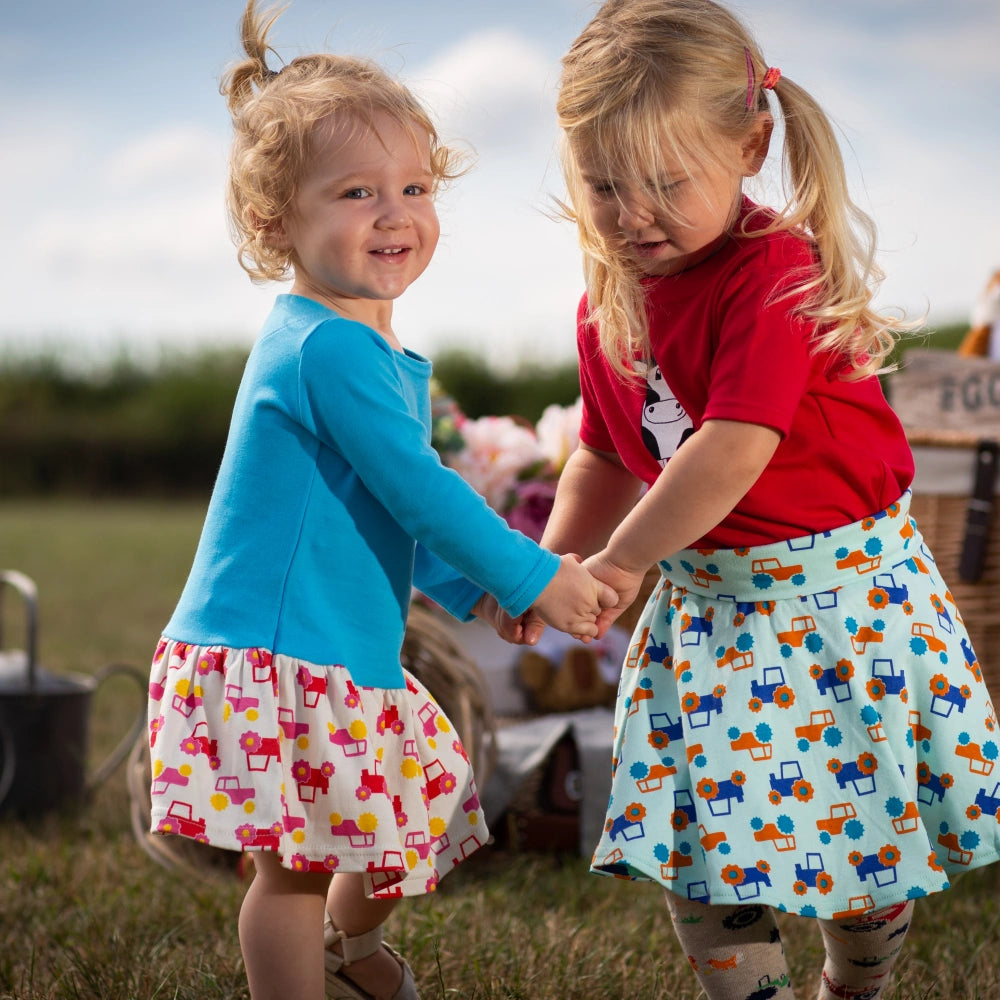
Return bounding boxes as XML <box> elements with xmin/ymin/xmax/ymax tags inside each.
<box><xmin>264</xmin><ymin>218</ymin><xmax>293</xmax><ymax>251</ymax></box>
<box><xmin>741</xmin><ymin>112</ymin><xmax>773</xmax><ymax>177</ymax></box>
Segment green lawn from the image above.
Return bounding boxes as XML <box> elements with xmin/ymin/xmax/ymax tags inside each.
<box><xmin>1</xmin><ymin>499</ymin><xmax>998</xmax><ymax>999</ymax></box>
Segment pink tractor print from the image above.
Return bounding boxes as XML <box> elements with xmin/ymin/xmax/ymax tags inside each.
<box><xmin>157</xmin><ymin>800</ymin><xmax>208</xmax><ymax>841</ymax></box>
<box><xmin>424</xmin><ymin>759</ymin><xmax>457</xmax><ymax>801</ymax></box>
<box><xmin>240</xmin><ymin>730</ymin><xmax>282</xmax><ymax>772</ymax></box>
<box><xmin>329</xmin><ymin>814</ymin><xmax>377</xmax><ymax>848</ymax></box>
<box><xmin>225</xmin><ymin>683</ymin><xmax>260</xmax><ymax>715</ymax></box>
<box><xmin>170</xmin><ymin>679</ymin><xmax>203</xmax><ymax>718</ymax></box>
<box><xmin>296</xmin><ymin>665</ymin><xmax>328</xmax><ymax>708</ymax></box>
<box><xmin>328</xmin><ymin>722</ymin><xmax>368</xmax><ymax>757</ymax></box>
<box><xmin>292</xmin><ymin>758</ymin><xmax>335</xmax><ymax>802</ymax></box>
<box><xmin>215</xmin><ymin>774</ymin><xmax>255</xmax><ymax>805</ymax></box>
<box><xmin>462</xmin><ymin>779</ymin><xmax>482</xmax><ymax>815</ymax></box>
<box><xmin>281</xmin><ymin>792</ymin><xmax>305</xmax><ymax>833</ymax></box>
<box><xmin>180</xmin><ymin>721</ymin><xmax>222</xmax><ymax>770</ymax></box>
<box><xmin>278</xmin><ymin>706</ymin><xmax>309</xmax><ymax>740</ymax></box>
<box><xmin>151</xmin><ymin>765</ymin><xmax>191</xmax><ymax>796</ymax></box>
<box><xmin>418</xmin><ymin>700</ymin><xmax>440</xmax><ymax>739</ymax></box>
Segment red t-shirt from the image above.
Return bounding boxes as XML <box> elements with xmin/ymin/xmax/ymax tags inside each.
<box><xmin>577</xmin><ymin>200</ymin><xmax>914</xmax><ymax>548</ymax></box>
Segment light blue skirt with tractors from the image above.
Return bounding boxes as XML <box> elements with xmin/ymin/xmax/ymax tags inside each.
<box><xmin>591</xmin><ymin>492</ymin><xmax>1000</xmax><ymax>918</ymax></box>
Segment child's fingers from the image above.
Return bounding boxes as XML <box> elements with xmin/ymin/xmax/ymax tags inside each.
<box><xmin>597</xmin><ymin>583</ymin><xmax>620</xmax><ymax>609</ymax></box>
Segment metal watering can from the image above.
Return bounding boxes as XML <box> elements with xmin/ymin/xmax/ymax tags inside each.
<box><xmin>0</xmin><ymin>570</ymin><xmax>147</xmax><ymax>817</ymax></box>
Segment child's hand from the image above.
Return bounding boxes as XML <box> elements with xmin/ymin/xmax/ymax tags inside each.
<box><xmin>582</xmin><ymin>550</ymin><xmax>649</xmax><ymax>634</ymax></box>
<box><xmin>532</xmin><ymin>553</ymin><xmax>620</xmax><ymax>640</ymax></box>
<box><xmin>472</xmin><ymin>594</ymin><xmax>547</xmax><ymax>646</ymax></box>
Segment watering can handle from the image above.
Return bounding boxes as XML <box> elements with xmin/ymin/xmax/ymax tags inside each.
<box><xmin>0</xmin><ymin>721</ymin><xmax>14</xmax><ymax>809</ymax></box>
<box><xmin>88</xmin><ymin>663</ymin><xmax>150</xmax><ymax>792</ymax></box>
<box><xmin>0</xmin><ymin>571</ymin><xmax>38</xmax><ymax>686</ymax></box>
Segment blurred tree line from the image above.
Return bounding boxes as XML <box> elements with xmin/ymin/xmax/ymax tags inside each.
<box><xmin>0</xmin><ymin>348</ymin><xmax>581</xmax><ymax>496</ymax></box>
<box><xmin>0</xmin><ymin>323</ymin><xmax>967</xmax><ymax>497</ymax></box>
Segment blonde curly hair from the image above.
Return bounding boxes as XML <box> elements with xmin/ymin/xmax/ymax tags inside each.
<box><xmin>221</xmin><ymin>1</ymin><xmax>464</xmax><ymax>282</ymax></box>
<box><xmin>557</xmin><ymin>0</ymin><xmax>904</xmax><ymax>380</ymax></box>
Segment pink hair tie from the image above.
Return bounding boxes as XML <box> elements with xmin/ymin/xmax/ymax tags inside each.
<box><xmin>762</xmin><ymin>66</ymin><xmax>781</xmax><ymax>91</ymax></box>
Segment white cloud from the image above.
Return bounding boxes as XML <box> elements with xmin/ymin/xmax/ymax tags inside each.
<box><xmin>104</xmin><ymin>125</ymin><xmax>228</xmax><ymax>192</ymax></box>
<box><xmin>410</xmin><ymin>29</ymin><xmax>559</xmax><ymax>152</ymax></box>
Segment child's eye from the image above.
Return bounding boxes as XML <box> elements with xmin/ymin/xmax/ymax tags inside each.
<box><xmin>403</xmin><ymin>184</ymin><xmax>427</xmax><ymax>196</ymax></box>
<box><xmin>588</xmin><ymin>181</ymin><xmax>616</xmax><ymax>198</ymax></box>
<box><xmin>652</xmin><ymin>178</ymin><xmax>684</xmax><ymax>197</ymax></box>
<box><xmin>343</xmin><ymin>188</ymin><xmax>371</xmax><ymax>199</ymax></box>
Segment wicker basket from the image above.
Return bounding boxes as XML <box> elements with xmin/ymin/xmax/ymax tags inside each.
<box><xmin>908</xmin><ymin>429</ymin><xmax>1000</xmax><ymax>691</ymax></box>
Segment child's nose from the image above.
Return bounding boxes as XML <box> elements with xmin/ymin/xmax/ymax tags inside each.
<box><xmin>377</xmin><ymin>196</ymin><xmax>410</xmax><ymax>230</ymax></box>
<box><xmin>617</xmin><ymin>194</ymin><xmax>655</xmax><ymax>229</ymax></box>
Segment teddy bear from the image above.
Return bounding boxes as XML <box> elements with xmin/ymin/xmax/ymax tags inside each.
<box><xmin>517</xmin><ymin>629</ymin><xmax>622</xmax><ymax>714</ymax></box>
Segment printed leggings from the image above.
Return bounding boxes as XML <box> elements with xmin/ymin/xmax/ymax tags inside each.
<box><xmin>665</xmin><ymin>891</ymin><xmax>913</xmax><ymax>1000</ymax></box>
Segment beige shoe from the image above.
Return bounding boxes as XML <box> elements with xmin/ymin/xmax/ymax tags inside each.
<box><xmin>323</xmin><ymin>911</ymin><xmax>419</xmax><ymax>1000</ymax></box>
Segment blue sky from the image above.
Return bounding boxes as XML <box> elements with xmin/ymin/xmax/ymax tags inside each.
<box><xmin>3</xmin><ymin>0</ymin><xmax>998</xmax><ymax>369</ymax></box>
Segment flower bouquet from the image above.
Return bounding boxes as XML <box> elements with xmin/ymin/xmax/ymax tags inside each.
<box><xmin>433</xmin><ymin>392</ymin><xmax>583</xmax><ymax>542</ymax></box>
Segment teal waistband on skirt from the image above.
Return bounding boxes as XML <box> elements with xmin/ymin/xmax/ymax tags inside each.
<box><xmin>591</xmin><ymin>491</ymin><xmax>1000</xmax><ymax>919</ymax></box>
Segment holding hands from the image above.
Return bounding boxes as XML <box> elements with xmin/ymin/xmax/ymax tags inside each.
<box><xmin>475</xmin><ymin>553</ymin><xmax>620</xmax><ymax>645</ymax></box>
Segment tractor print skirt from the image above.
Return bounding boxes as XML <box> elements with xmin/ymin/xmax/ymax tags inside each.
<box><xmin>591</xmin><ymin>492</ymin><xmax>1000</xmax><ymax>918</ymax></box>
<box><xmin>147</xmin><ymin>640</ymin><xmax>489</xmax><ymax>898</ymax></box>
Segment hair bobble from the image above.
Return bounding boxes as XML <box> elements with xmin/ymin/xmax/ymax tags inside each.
<box><xmin>745</xmin><ymin>48</ymin><xmax>781</xmax><ymax>108</ymax></box>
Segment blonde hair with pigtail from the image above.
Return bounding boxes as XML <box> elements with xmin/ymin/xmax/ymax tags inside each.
<box><xmin>221</xmin><ymin>0</ymin><xmax>464</xmax><ymax>282</ymax></box>
<box><xmin>557</xmin><ymin>0</ymin><xmax>902</xmax><ymax>380</ymax></box>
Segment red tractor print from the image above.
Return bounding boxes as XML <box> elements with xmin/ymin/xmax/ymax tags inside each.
<box><xmin>424</xmin><ymin>759</ymin><xmax>457</xmax><ymax>800</ymax></box>
<box><xmin>157</xmin><ymin>800</ymin><xmax>208</xmax><ymax>840</ymax></box>
<box><xmin>180</xmin><ymin>721</ymin><xmax>221</xmax><ymax>770</ymax></box>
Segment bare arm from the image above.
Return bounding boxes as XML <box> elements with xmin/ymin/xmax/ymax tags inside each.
<box><xmin>540</xmin><ymin>444</ymin><xmax>645</xmax><ymax>556</ymax></box>
<box><xmin>492</xmin><ymin>445</ymin><xmax>643</xmax><ymax>645</ymax></box>
<box><xmin>585</xmin><ymin>419</ymin><xmax>780</xmax><ymax>627</ymax></box>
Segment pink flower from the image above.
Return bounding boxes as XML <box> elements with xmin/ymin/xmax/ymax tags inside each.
<box><xmin>505</xmin><ymin>480</ymin><xmax>558</xmax><ymax>542</ymax></box>
<box><xmin>446</xmin><ymin>416</ymin><xmax>545</xmax><ymax>510</ymax></box>
<box><xmin>535</xmin><ymin>399</ymin><xmax>582</xmax><ymax>472</ymax></box>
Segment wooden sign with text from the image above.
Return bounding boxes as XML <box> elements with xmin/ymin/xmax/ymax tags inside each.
<box><xmin>890</xmin><ymin>349</ymin><xmax>1000</xmax><ymax>435</ymax></box>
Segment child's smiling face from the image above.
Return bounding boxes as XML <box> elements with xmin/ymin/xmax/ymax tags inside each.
<box><xmin>273</xmin><ymin>110</ymin><xmax>440</xmax><ymax>334</ymax></box>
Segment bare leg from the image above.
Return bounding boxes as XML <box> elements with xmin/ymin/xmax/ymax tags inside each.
<box><xmin>239</xmin><ymin>852</ymin><xmax>330</xmax><ymax>1000</ymax></box>
<box><xmin>326</xmin><ymin>871</ymin><xmax>404</xmax><ymax>999</ymax></box>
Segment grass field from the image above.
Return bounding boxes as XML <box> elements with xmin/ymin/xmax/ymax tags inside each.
<box><xmin>2</xmin><ymin>499</ymin><xmax>1000</xmax><ymax>999</ymax></box>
